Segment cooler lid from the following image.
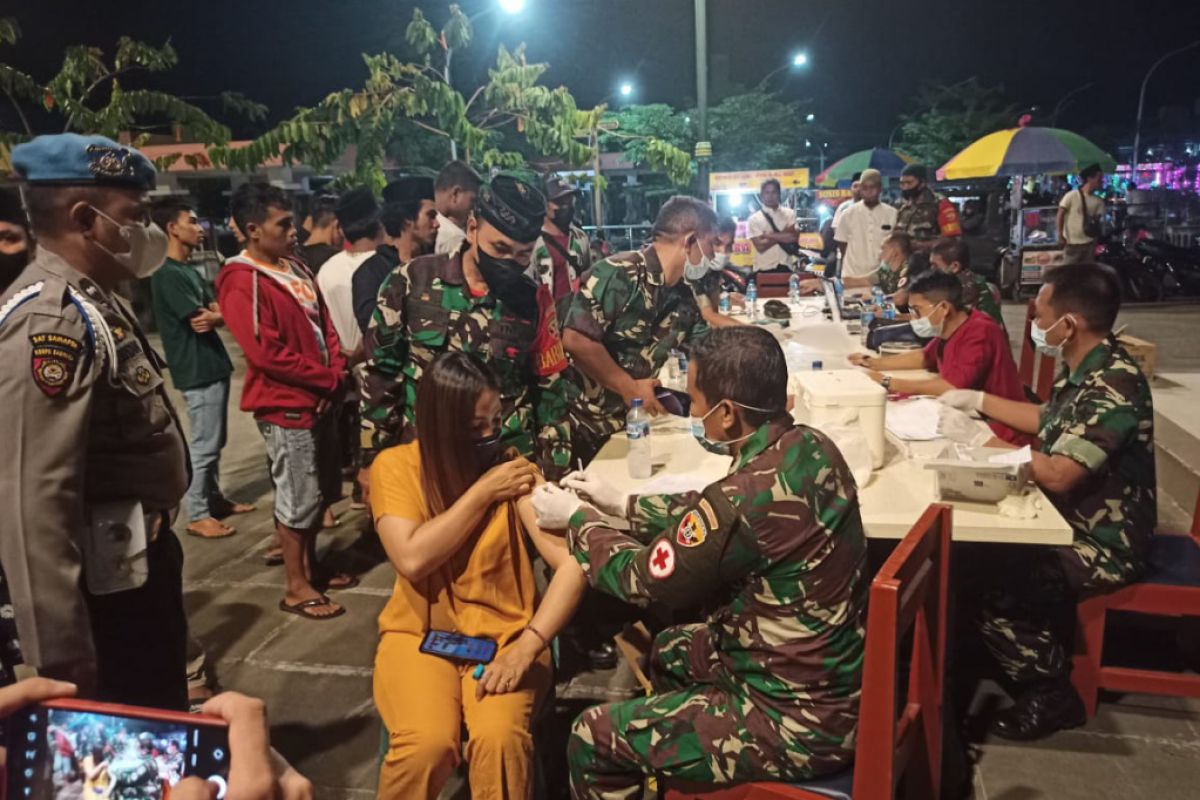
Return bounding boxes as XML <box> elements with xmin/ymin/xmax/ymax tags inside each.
<box><xmin>794</xmin><ymin>369</ymin><xmax>887</xmax><ymax>406</ymax></box>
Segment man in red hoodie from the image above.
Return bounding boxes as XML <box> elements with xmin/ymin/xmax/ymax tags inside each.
<box><xmin>216</xmin><ymin>183</ymin><xmax>350</xmax><ymax>621</ymax></box>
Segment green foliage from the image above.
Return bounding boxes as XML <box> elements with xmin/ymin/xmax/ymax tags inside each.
<box><xmin>706</xmin><ymin>90</ymin><xmax>816</xmax><ymax>171</ymax></box>
<box><xmin>896</xmin><ymin>78</ymin><xmax>1018</xmax><ymax>167</ymax></box>
<box><xmin>442</xmin><ymin>4</ymin><xmax>472</xmax><ymax>51</ymax></box>
<box><xmin>600</xmin><ymin>104</ymin><xmax>692</xmax><ymax>166</ymax></box>
<box><xmin>405</xmin><ymin>9</ymin><xmax>438</xmax><ymax>56</ymax></box>
<box><xmin>0</xmin><ymin>18</ymin><xmax>19</xmax><ymax>46</ymax></box>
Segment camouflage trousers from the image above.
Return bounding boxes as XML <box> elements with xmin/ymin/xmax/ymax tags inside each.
<box><xmin>567</xmin><ymin>624</ymin><xmax>820</xmax><ymax>800</ymax></box>
<box><xmin>979</xmin><ymin>539</ymin><xmax>1142</xmax><ymax>685</ymax></box>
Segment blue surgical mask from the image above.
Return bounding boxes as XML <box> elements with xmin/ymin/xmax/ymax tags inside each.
<box><xmin>1031</xmin><ymin>315</ymin><xmax>1069</xmax><ymax>357</ymax></box>
<box><xmin>689</xmin><ymin>400</ymin><xmax>774</xmax><ymax>456</ymax></box>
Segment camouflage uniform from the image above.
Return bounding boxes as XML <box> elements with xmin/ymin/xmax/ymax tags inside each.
<box><xmin>980</xmin><ymin>340</ymin><xmax>1155</xmax><ymax>684</ymax></box>
<box><xmin>358</xmin><ymin>252</ymin><xmax>576</xmax><ymax>476</ymax></box>
<box><xmin>894</xmin><ymin>186</ymin><xmax>962</xmax><ymax>244</ymax></box>
<box><xmin>562</xmin><ymin>247</ymin><xmax>709</xmax><ymax>462</ymax></box>
<box><xmin>687</xmin><ymin>269</ymin><xmax>724</xmax><ymax>314</ymax></box>
<box><xmin>528</xmin><ymin>224</ymin><xmax>593</xmax><ymax>302</ymax></box>
<box><xmin>565</xmin><ymin>420</ymin><xmax>867</xmax><ymax>798</ymax></box>
<box><xmin>956</xmin><ymin>269</ymin><xmax>1004</xmax><ymax>327</ymax></box>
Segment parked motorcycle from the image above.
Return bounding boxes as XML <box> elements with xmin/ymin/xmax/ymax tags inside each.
<box><xmin>1093</xmin><ymin>239</ymin><xmax>1166</xmax><ymax>303</ymax></box>
<box><xmin>1134</xmin><ymin>239</ymin><xmax>1200</xmax><ymax>298</ymax></box>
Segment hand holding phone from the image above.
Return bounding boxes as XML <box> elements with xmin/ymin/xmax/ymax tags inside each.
<box><xmin>420</xmin><ymin>631</ymin><xmax>498</xmax><ymax>664</ymax></box>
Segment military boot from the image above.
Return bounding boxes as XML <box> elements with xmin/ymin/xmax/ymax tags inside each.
<box><xmin>991</xmin><ymin>679</ymin><xmax>1086</xmax><ymax>740</ymax></box>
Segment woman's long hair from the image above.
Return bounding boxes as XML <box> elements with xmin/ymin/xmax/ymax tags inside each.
<box><xmin>415</xmin><ymin>351</ymin><xmax>501</xmax><ymax>516</ymax></box>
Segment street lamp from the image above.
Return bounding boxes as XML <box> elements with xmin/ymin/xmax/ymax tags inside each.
<box><xmin>756</xmin><ymin>49</ymin><xmax>811</xmax><ymax>91</ymax></box>
<box><xmin>620</xmin><ymin>82</ymin><xmax>634</xmax><ymax>98</ymax></box>
<box><xmin>792</xmin><ymin>52</ymin><xmax>809</xmax><ymax>67</ymax></box>
<box><xmin>1132</xmin><ymin>39</ymin><xmax>1200</xmax><ymax>183</ymax></box>
<box><xmin>498</xmin><ymin>0</ymin><xmax>526</xmax><ymax>12</ymax></box>
<box><xmin>806</xmin><ymin>113</ymin><xmax>815</xmax><ymax>123</ymax></box>
<box><xmin>446</xmin><ymin>0</ymin><xmax>527</xmax><ymax>159</ymax></box>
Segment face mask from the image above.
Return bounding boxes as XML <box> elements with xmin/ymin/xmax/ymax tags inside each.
<box><xmin>689</xmin><ymin>400</ymin><xmax>774</xmax><ymax>456</ymax></box>
<box><xmin>551</xmin><ymin>205</ymin><xmax>574</xmax><ymax>231</ymax></box>
<box><xmin>475</xmin><ymin>243</ymin><xmax>539</xmax><ymax>320</ymax></box>
<box><xmin>91</xmin><ymin>207</ymin><xmax>169</xmax><ymax>279</ymax></box>
<box><xmin>712</xmin><ymin>253</ymin><xmax>730</xmax><ymax>270</ymax></box>
<box><xmin>1031</xmin><ymin>315</ymin><xmax>1069</xmax><ymax>358</ymax></box>
<box><xmin>684</xmin><ymin>240</ymin><xmax>724</xmax><ymax>282</ymax></box>
<box><xmin>473</xmin><ymin>431</ymin><xmax>505</xmax><ymax>471</ymax></box>
<box><xmin>901</xmin><ymin>186</ymin><xmax>922</xmax><ymax>201</ymax></box>
<box><xmin>0</xmin><ymin>249</ymin><xmax>30</xmax><ymax>291</ymax></box>
<box><xmin>909</xmin><ymin>303</ymin><xmax>945</xmax><ymax>338</ymax></box>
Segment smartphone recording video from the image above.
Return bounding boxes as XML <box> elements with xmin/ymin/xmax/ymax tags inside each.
<box><xmin>6</xmin><ymin>700</ymin><xmax>230</xmax><ymax>800</ymax></box>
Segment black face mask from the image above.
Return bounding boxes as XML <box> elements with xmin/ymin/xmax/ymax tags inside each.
<box><xmin>551</xmin><ymin>206</ymin><xmax>574</xmax><ymax>231</ymax></box>
<box><xmin>0</xmin><ymin>249</ymin><xmax>30</xmax><ymax>293</ymax></box>
<box><xmin>473</xmin><ymin>431</ymin><xmax>505</xmax><ymax>471</ymax></box>
<box><xmin>475</xmin><ymin>245</ymin><xmax>539</xmax><ymax>320</ymax></box>
<box><xmin>901</xmin><ymin>185</ymin><xmax>922</xmax><ymax>201</ymax></box>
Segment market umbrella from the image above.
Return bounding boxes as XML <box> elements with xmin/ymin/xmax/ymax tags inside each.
<box><xmin>937</xmin><ymin>126</ymin><xmax>1117</xmax><ymax>181</ymax></box>
<box><xmin>815</xmin><ymin>148</ymin><xmax>913</xmax><ymax>188</ymax></box>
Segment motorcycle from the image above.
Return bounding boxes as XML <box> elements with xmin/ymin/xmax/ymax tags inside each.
<box><xmin>1093</xmin><ymin>239</ymin><xmax>1166</xmax><ymax>303</ymax></box>
<box><xmin>1134</xmin><ymin>238</ymin><xmax>1200</xmax><ymax>298</ymax></box>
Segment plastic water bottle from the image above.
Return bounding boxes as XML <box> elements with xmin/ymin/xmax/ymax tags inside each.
<box><xmin>667</xmin><ymin>349</ymin><xmax>681</xmax><ymax>382</ymax></box>
<box><xmin>789</xmin><ymin>272</ymin><xmax>801</xmax><ymax>302</ymax></box>
<box><xmin>626</xmin><ymin>399</ymin><xmax>652</xmax><ymax>479</ymax></box>
<box><xmin>884</xmin><ymin>303</ymin><xmax>898</xmax><ymax>321</ymax></box>
<box><xmin>719</xmin><ymin>289</ymin><xmax>731</xmax><ymax>315</ymax></box>
<box><xmin>872</xmin><ymin>286</ymin><xmax>885</xmax><ymax>310</ymax></box>
<box><xmin>860</xmin><ymin>309</ymin><xmax>875</xmax><ymax>345</ymax></box>
<box><xmin>677</xmin><ymin>351</ymin><xmax>688</xmax><ymax>380</ymax></box>
<box><xmin>833</xmin><ymin>277</ymin><xmax>844</xmax><ymax>306</ymax></box>
<box><xmin>746</xmin><ymin>278</ymin><xmax>758</xmax><ymax>320</ymax></box>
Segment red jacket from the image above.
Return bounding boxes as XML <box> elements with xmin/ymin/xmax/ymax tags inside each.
<box><xmin>216</xmin><ymin>255</ymin><xmax>345</xmax><ymax>428</ymax></box>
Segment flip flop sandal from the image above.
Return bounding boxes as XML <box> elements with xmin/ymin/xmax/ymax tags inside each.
<box><xmin>261</xmin><ymin>549</ymin><xmax>284</xmax><ymax>566</ymax></box>
<box><xmin>278</xmin><ymin>597</ymin><xmax>346</xmax><ymax>621</ymax></box>
<box><xmin>322</xmin><ymin>574</ymin><xmax>360</xmax><ymax>591</ymax></box>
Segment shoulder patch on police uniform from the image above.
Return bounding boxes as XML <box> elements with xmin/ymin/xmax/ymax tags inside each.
<box><xmin>648</xmin><ymin>538</ymin><xmax>676</xmax><ymax>579</ymax></box>
<box><xmin>675</xmin><ymin>509</ymin><xmax>709</xmax><ymax>548</ymax></box>
<box><xmin>29</xmin><ymin>332</ymin><xmax>82</xmax><ymax>397</ymax></box>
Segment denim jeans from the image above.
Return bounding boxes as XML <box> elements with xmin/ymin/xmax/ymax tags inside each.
<box><xmin>182</xmin><ymin>378</ymin><xmax>231</xmax><ymax>521</ymax></box>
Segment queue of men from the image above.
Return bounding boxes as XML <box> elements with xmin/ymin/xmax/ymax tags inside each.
<box><xmin>0</xmin><ymin>132</ymin><xmax>1165</xmax><ymax>797</ymax></box>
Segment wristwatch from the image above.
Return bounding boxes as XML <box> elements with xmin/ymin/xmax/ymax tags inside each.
<box><xmin>881</xmin><ymin>375</ymin><xmax>893</xmax><ymax>392</ymax></box>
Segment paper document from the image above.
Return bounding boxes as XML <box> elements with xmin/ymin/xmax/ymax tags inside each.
<box><xmin>884</xmin><ymin>398</ymin><xmax>943</xmax><ymax>441</ymax></box>
<box><xmin>989</xmin><ymin>445</ymin><xmax>1032</xmax><ymax>465</ymax></box>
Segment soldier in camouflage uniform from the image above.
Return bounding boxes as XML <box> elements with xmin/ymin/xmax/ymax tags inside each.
<box><xmin>527</xmin><ymin>174</ymin><xmax>592</xmax><ymax>312</ymax></box>
<box><xmin>939</xmin><ymin>263</ymin><xmax>1154</xmax><ymax>740</ymax></box>
<box><xmin>561</xmin><ymin>197</ymin><xmax>713</xmax><ymax>463</ymax></box>
<box><xmin>930</xmin><ymin>237</ymin><xmax>1004</xmax><ymax>327</ymax></box>
<box><xmin>359</xmin><ymin>174</ymin><xmax>578</xmax><ymax>478</ymax></box>
<box><xmin>896</xmin><ymin>164</ymin><xmax>962</xmax><ymax>270</ymax></box>
<box><xmin>533</xmin><ymin>327</ymin><xmax>867</xmax><ymax>798</ymax></box>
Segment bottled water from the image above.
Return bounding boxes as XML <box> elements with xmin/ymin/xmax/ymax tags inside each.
<box><xmin>746</xmin><ymin>279</ymin><xmax>758</xmax><ymax>320</ymax></box>
<box><xmin>860</xmin><ymin>309</ymin><xmax>875</xmax><ymax>345</ymax></box>
<box><xmin>789</xmin><ymin>272</ymin><xmax>801</xmax><ymax>302</ymax></box>
<box><xmin>872</xmin><ymin>286</ymin><xmax>885</xmax><ymax>310</ymax></box>
<box><xmin>626</xmin><ymin>398</ymin><xmax>652</xmax><ymax>479</ymax></box>
<box><xmin>719</xmin><ymin>290</ymin><xmax>731</xmax><ymax>315</ymax></box>
<box><xmin>667</xmin><ymin>349</ymin><xmax>681</xmax><ymax>382</ymax></box>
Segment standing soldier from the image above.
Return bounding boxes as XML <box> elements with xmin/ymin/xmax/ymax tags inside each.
<box><xmin>0</xmin><ymin>134</ymin><xmax>190</xmax><ymax>709</ymax></box>
<box><xmin>359</xmin><ymin>173</ymin><xmax>576</xmax><ymax>479</ymax></box>
<box><xmin>533</xmin><ymin>327</ymin><xmax>868</xmax><ymax>797</ymax></box>
<box><xmin>895</xmin><ymin>163</ymin><xmax>962</xmax><ymax>272</ymax></box>
<box><xmin>528</xmin><ymin>174</ymin><xmax>592</xmax><ymax>307</ymax></box>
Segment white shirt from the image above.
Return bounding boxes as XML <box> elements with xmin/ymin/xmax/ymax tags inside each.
<box><xmin>831</xmin><ymin>198</ymin><xmax>856</xmax><ymax>234</ymax></box>
<box><xmin>834</xmin><ymin>200</ymin><xmax>899</xmax><ymax>279</ymax></box>
<box><xmin>747</xmin><ymin>206</ymin><xmax>798</xmax><ymax>272</ymax></box>
<box><xmin>1058</xmin><ymin>189</ymin><xmax>1104</xmax><ymax>245</ymax></box>
<box><xmin>435</xmin><ymin>213</ymin><xmax>467</xmax><ymax>256</ymax></box>
<box><xmin>316</xmin><ymin>250</ymin><xmax>373</xmax><ymax>353</ymax></box>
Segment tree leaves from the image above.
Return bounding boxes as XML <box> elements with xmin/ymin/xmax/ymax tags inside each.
<box><xmin>442</xmin><ymin>4</ymin><xmax>473</xmax><ymax>51</ymax></box>
<box><xmin>896</xmin><ymin>78</ymin><xmax>1017</xmax><ymax>167</ymax></box>
<box><xmin>0</xmin><ymin>17</ymin><xmax>19</xmax><ymax>47</ymax></box>
<box><xmin>405</xmin><ymin>9</ymin><xmax>438</xmax><ymax>55</ymax></box>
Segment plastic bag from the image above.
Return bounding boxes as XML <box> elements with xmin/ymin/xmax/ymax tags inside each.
<box><xmin>806</xmin><ymin>408</ymin><xmax>874</xmax><ymax>488</ymax></box>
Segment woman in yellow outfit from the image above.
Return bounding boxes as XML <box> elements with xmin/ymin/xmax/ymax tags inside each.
<box><xmin>369</xmin><ymin>352</ymin><xmax>587</xmax><ymax>800</ymax></box>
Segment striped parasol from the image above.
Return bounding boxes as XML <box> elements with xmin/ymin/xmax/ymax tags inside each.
<box><xmin>814</xmin><ymin>148</ymin><xmax>913</xmax><ymax>188</ymax></box>
<box><xmin>937</xmin><ymin>126</ymin><xmax>1116</xmax><ymax>181</ymax></box>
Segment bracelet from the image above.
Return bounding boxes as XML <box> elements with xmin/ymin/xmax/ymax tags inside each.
<box><xmin>524</xmin><ymin>624</ymin><xmax>550</xmax><ymax>651</ymax></box>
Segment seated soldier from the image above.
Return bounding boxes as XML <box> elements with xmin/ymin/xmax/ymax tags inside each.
<box><xmin>533</xmin><ymin>326</ymin><xmax>867</xmax><ymax>798</ymax></box>
<box><xmin>849</xmin><ymin>270</ymin><xmax>1030</xmax><ymax>444</ymax></box>
<box><xmin>807</xmin><ymin>231</ymin><xmax>915</xmax><ymax>307</ymax></box>
<box><xmin>938</xmin><ymin>263</ymin><xmax>1155</xmax><ymax>740</ymax></box>
<box><xmin>930</xmin><ymin>236</ymin><xmax>1004</xmax><ymax>326</ymax></box>
<box><xmin>686</xmin><ymin>215</ymin><xmax>742</xmax><ymax>329</ymax></box>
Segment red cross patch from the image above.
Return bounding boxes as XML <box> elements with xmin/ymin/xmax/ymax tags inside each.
<box><xmin>648</xmin><ymin>539</ymin><xmax>676</xmax><ymax>580</ymax></box>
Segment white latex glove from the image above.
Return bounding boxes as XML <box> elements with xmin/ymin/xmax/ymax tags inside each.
<box><xmin>532</xmin><ymin>483</ymin><xmax>584</xmax><ymax>530</ymax></box>
<box><xmin>938</xmin><ymin>389</ymin><xmax>984</xmax><ymax>413</ymax></box>
<box><xmin>561</xmin><ymin>470</ymin><xmax>629</xmax><ymax>518</ymax></box>
<box><xmin>938</xmin><ymin>406</ymin><xmax>992</xmax><ymax>447</ymax></box>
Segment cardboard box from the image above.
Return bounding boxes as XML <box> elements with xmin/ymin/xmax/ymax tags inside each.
<box><xmin>1117</xmin><ymin>334</ymin><xmax>1156</xmax><ymax>379</ymax></box>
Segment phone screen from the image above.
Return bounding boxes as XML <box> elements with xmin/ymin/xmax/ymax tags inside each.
<box><xmin>419</xmin><ymin>631</ymin><xmax>498</xmax><ymax>664</ymax></box>
<box><xmin>654</xmin><ymin>388</ymin><xmax>691</xmax><ymax>417</ymax></box>
<box><xmin>6</xmin><ymin>701</ymin><xmax>231</xmax><ymax>800</ymax></box>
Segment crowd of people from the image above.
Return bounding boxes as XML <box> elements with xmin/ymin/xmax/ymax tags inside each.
<box><xmin>0</xmin><ymin>132</ymin><xmax>1159</xmax><ymax>799</ymax></box>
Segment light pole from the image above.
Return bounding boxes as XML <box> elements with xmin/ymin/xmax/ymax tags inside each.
<box><xmin>694</xmin><ymin>0</ymin><xmax>710</xmax><ymax>200</ymax></box>
<box><xmin>755</xmin><ymin>51</ymin><xmax>810</xmax><ymax>92</ymax></box>
<box><xmin>445</xmin><ymin>0</ymin><xmax>527</xmax><ymax>160</ymax></box>
<box><xmin>1132</xmin><ymin>39</ymin><xmax>1200</xmax><ymax>184</ymax></box>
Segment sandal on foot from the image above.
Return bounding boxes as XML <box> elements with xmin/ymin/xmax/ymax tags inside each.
<box><xmin>262</xmin><ymin>548</ymin><xmax>284</xmax><ymax>566</ymax></box>
<box><xmin>279</xmin><ymin>596</ymin><xmax>345</xmax><ymax>621</ymax></box>
<box><xmin>321</xmin><ymin>573</ymin><xmax>360</xmax><ymax>591</ymax></box>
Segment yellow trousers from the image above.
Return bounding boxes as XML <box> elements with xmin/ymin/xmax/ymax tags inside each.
<box><xmin>373</xmin><ymin>632</ymin><xmax>552</xmax><ymax>800</ymax></box>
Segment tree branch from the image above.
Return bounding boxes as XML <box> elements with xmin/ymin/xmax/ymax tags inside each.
<box><xmin>410</xmin><ymin>119</ymin><xmax>452</xmax><ymax>138</ymax></box>
<box><xmin>63</xmin><ymin>65</ymin><xmax>134</xmax><ymax>132</ymax></box>
<box><xmin>3</xmin><ymin>89</ymin><xmax>33</xmax><ymax>137</ymax></box>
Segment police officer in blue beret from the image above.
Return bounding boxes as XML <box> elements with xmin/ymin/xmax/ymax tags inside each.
<box><xmin>0</xmin><ymin>134</ymin><xmax>191</xmax><ymax>709</ymax></box>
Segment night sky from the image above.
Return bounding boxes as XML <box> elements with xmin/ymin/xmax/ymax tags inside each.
<box><xmin>5</xmin><ymin>0</ymin><xmax>1200</xmax><ymax>150</ymax></box>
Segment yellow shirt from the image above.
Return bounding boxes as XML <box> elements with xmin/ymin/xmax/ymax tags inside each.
<box><xmin>369</xmin><ymin>442</ymin><xmax>538</xmax><ymax>647</ymax></box>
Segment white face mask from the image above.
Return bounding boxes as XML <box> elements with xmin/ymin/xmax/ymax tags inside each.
<box><xmin>91</xmin><ymin>206</ymin><xmax>170</xmax><ymax>279</ymax></box>
<box><xmin>909</xmin><ymin>302</ymin><xmax>946</xmax><ymax>338</ymax></box>
<box><xmin>1031</xmin><ymin>315</ymin><xmax>1069</xmax><ymax>357</ymax></box>
<box><xmin>684</xmin><ymin>239</ymin><xmax>725</xmax><ymax>282</ymax></box>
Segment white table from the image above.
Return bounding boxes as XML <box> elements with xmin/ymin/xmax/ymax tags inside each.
<box><xmin>591</xmin><ymin>298</ymin><xmax>1074</xmax><ymax>546</ymax></box>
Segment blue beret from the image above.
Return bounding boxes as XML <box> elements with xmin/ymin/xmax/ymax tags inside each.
<box><xmin>11</xmin><ymin>133</ymin><xmax>157</xmax><ymax>191</ymax></box>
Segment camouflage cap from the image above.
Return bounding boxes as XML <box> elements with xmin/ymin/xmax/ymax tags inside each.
<box><xmin>476</xmin><ymin>174</ymin><xmax>546</xmax><ymax>244</ymax></box>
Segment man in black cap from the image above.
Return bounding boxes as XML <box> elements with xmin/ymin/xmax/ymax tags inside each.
<box><xmin>529</xmin><ymin>174</ymin><xmax>592</xmax><ymax>305</ymax></box>
<box><xmin>359</xmin><ymin>173</ymin><xmax>579</xmax><ymax>484</ymax></box>
<box><xmin>0</xmin><ymin>187</ymin><xmax>32</xmax><ymax>292</ymax></box>
<box><xmin>351</xmin><ymin>176</ymin><xmax>438</xmax><ymax>336</ymax></box>
<box><xmin>895</xmin><ymin>163</ymin><xmax>962</xmax><ymax>256</ymax></box>
<box><xmin>0</xmin><ymin>134</ymin><xmax>190</xmax><ymax>708</ymax></box>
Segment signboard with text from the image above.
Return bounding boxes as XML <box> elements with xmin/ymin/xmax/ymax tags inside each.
<box><xmin>710</xmin><ymin>168</ymin><xmax>810</xmax><ymax>193</ymax></box>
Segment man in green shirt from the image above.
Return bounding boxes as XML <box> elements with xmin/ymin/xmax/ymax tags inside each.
<box><xmin>150</xmin><ymin>199</ymin><xmax>252</xmax><ymax>538</ymax></box>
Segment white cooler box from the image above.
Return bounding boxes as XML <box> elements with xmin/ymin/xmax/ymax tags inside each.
<box><xmin>792</xmin><ymin>369</ymin><xmax>887</xmax><ymax>468</ymax></box>
<box><xmin>924</xmin><ymin>444</ymin><xmax>1032</xmax><ymax>503</ymax></box>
